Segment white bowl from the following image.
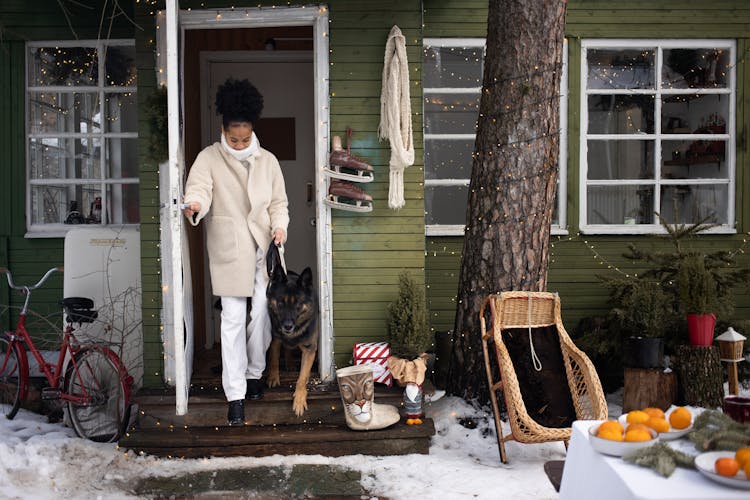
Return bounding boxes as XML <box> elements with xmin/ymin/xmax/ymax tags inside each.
<box><xmin>617</xmin><ymin>409</ymin><xmax>693</xmax><ymax>440</ymax></box>
<box><xmin>694</xmin><ymin>451</ymin><xmax>750</xmax><ymax>489</ymax></box>
<box><xmin>588</xmin><ymin>423</ymin><xmax>659</xmax><ymax>457</ymax></box>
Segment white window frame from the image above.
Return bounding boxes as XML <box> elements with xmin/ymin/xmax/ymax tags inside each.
<box><xmin>423</xmin><ymin>38</ymin><xmax>568</xmax><ymax>236</ymax></box>
<box><xmin>25</xmin><ymin>39</ymin><xmax>139</xmax><ymax>238</ymax></box>
<box><xmin>579</xmin><ymin>39</ymin><xmax>736</xmax><ymax>235</ymax></box>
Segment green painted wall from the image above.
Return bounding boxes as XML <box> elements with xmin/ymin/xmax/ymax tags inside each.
<box><xmin>423</xmin><ymin>0</ymin><xmax>750</xmax><ymax>336</ymax></box>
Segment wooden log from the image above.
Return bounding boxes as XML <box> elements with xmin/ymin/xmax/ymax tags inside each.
<box><xmin>676</xmin><ymin>345</ymin><xmax>724</xmax><ymax>408</ymax></box>
<box><xmin>622</xmin><ymin>368</ymin><xmax>678</xmax><ymax>412</ymax></box>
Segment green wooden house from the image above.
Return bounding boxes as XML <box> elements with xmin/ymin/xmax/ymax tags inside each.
<box><xmin>2</xmin><ymin>0</ymin><xmax>750</xmax><ymax>419</ymax></box>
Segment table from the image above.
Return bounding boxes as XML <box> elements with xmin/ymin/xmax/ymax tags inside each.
<box><xmin>559</xmin><ymin>420</ymin><xmax>748</xmax><ymax>500</ymax></box>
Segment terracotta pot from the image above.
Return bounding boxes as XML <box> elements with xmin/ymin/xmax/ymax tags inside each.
<box><xmin>687</xmin><ymin>313</ymin><xmax>716</xmax><ymax>346</ymax></box>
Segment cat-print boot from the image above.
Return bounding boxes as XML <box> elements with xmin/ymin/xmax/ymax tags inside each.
<box><xmin>336</xmin><ymin>365</ymin><xmax>400</xmax><ymax>431</ymax></box>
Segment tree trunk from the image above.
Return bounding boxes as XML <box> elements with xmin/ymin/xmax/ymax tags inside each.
<box><xmin>447</xmin><ymin>0</ymin><xmax>567</xmax><ymax>402</ymax></box>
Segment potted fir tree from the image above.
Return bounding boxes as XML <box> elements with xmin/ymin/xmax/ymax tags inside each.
<box><xmin>386</xmin><ymin>271</ymin><xmax>432</xmax><ymax>424</ymax></box>
<box><xmin>678</xmin><ymin>254</ymin><xmax>718</xmax><ymax>346</ymax></box>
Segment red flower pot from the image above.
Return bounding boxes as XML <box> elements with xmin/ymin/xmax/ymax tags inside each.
<box><xmin>687</xmin><ymin>313</ymin><xmax>716</xmax><ymax>346</ymax></box>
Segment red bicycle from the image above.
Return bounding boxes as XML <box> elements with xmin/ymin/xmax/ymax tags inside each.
<box><xmin>0</xmin><ymin>266</ymin><xmax>132</xmax><ymax>442</ymax></box>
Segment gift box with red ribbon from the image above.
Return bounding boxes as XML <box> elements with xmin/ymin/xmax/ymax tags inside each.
<box><xmin>353</xmin><ymin>341</ymin><xmax>392</xmax><ymax>387</ymax></box>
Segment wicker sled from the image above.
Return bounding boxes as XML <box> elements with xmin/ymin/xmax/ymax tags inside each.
<box><xmin>480</xmin><ymin>291</ymin><xmax>607</xmax><ymax>463</ymax></box>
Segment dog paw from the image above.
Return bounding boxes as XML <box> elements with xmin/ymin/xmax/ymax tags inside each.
<box><xmin>292</xmin><ymin>390</ymin><xmax>308</xmax><ymax>417</ymax></box>
<box><xmin>267</xmin><ymin>372</ymin><xmax>281</xmax><ymax>388</ymax></box>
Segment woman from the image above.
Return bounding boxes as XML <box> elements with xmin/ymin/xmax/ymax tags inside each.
<box><xmin>182</xmin><ymin>78</ymin><xmax>289</xmax><ymax>425</ymax></box>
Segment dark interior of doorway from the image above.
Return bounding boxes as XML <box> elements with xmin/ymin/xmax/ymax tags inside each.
<box><xmin>183</xmin><ymin>25</ymin><xmax>315</xmax><ymax>384</ymax></box>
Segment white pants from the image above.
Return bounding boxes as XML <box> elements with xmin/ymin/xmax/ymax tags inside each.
<box><xmin>220</xmin><ymin>246</ymin><xmax>271</xmax><ymax>402</ymax></box>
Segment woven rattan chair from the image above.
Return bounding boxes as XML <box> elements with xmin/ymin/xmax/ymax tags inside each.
<box><xmin>480</xmin><ymin>291</ymin><xmax>608</xmax><ymax>463</ymax></box>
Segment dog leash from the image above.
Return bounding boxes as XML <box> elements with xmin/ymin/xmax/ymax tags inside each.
<box><xmin>276</xmin><ymin>243</ymin><xmax>288</xmax><ymax>274</ymax></box>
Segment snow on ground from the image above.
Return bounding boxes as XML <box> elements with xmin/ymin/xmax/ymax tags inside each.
<box><xmin>2</xmin><ymin>383</ymin><xmax>746</xmax><ymax>500</ymax></box>
<box><xmin>0</xmin><ymin>395</ymin><xmax>571</xmax><ymax>500</ymax></box>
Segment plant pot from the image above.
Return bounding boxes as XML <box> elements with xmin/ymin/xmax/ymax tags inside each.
<box><xmin>624</xmin><ymin>336</ymin><xmax>664</xmax><ymax>369</ymax></box>
<box><xmin>687</xmin><ymin>313</ymin><xmax>716</xmax><ymax>346</ymax></box>
<box><xmin>723</xmin><ymin>396</ymin><xmax>750</xmax><ymax>423</ymax></box>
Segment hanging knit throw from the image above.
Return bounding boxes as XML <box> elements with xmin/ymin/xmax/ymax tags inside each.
<box><xmin>378</xmin><ymin>25</ymin><xmax>414</xmax><ymax>210</ymax></box>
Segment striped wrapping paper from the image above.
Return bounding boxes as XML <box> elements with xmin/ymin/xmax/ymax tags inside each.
<box><xmin>353</xmin><ymin>342</ymin><xmax>392</xmax><ymax>387</ymax></box>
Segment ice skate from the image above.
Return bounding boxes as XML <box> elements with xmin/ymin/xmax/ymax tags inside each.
<box><xmin>325</xmin><ymin>130</ymin><xmax>374</xmax><ymax>183</ymax></box>
<box><xmin>325</xmin><ymin>179</ymin><xmax>373</xmax><ymax>212</ymax></box>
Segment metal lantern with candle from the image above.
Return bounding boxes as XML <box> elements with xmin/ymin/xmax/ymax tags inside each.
<box><xmin>715</xmin><ymin>327</ymin><xmax>746</xmax><ymax>396</ymax></box>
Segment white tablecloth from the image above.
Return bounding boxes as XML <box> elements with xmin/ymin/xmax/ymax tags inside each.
<box><xmin>559</xmin><ymin>420</ymin><xmax>748</xmax><ymax>500</ymax></box>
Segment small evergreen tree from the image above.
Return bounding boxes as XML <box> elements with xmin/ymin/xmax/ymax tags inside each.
<box><xmin>387</xmin><ymin>271</ymin><xmax>430</xmax><ymax>360</ymax></box>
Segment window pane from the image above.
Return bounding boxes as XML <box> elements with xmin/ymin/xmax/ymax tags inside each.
<box><xmin>423</xmin><ymin>46</ymin><xmax>483</xmax><ymax>88</ymax></box>
<box><xmin>30</xmin><ymin>184</ymin><xmax>101</xmax><ymax>225</ymax></box>
<box><xmin>107</xmin><ymin>183</ymin><xmax>140</xmax><ymax>224</ymax></box>
<box><xmin>425</xmin><ymin>185</ymin><xmax>468</xmax><ymax>225</ymax></box>
<box><xmin>587</xmin><ymin>48</ymin><xmax>655</xmax><ymax>90</ymax></box>
<box><xmin>424</xmin><ymin>93</ymin><xmax>480</xmax><ymax>134</ymax></box>
<box><xmin>28</xmin><ymin>46</ymin><xmax>98</xmax><ymax>86</ymax></box>
<box><xmin>104</xmin><ymin>45</ymin><xmax>137</xmax><ymax>87</ymax></box>
<box><xmin>662</xmin><ymin>140</ymin><xmax>727</xmax><ymax>180</ymax></box>
<box><xmin>587</xmin><ymin>185</ymin><xmax>655</xmax><ymax>225</ymax></box>
<box><xmin>106</xmin><ymin>138</ymin><xmax>139</xmax><ymax>178</ymax></box>
<box><xmin>662</xmin><ymin>94</ymin><xmax>728</xmax><ymax>134</ymax></box>
<box><xmin>29</xmin><ymin>137</ymin><xmax>101</xmax><ymax>179</ymax></box>
<box><xmin>587</xmin><ymin>95</ymin><xmax>654</xmax><ymax>134</ymax></box>
<box><xmin>660</xmin><ymin>185</ymin><xmax>728</xmax><ymax>224</ymax></box>
<box><xmin>29</xmin><ymin>92</ymin><xmax>102</xmax><ymax>134</ymax></box>
<box><xmin>587</xmin><ymin>140</ymin><xmax>654</xmax><ymax>180</ymax></box>
<box><xmin>104</xmin><ymin>92</ymin><xmax>137</xmax><ymax>132</ymax></box>
<box><xmin>662</xmin><ymin>48</ymin><xmax>730</xmax><ymax>89</ymax></box>
<box><xmin>424</xmin><ymin>139</ymin><xmax>474</xmax><ymax>180</ymax></box>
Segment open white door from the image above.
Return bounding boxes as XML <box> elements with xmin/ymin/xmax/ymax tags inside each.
<box><xmin>160</xmin><ymin>0</ymin><xmax>193</xmax><ymax>415</ymax></box>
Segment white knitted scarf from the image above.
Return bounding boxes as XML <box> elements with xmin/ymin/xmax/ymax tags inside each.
<box><xmin>378</xmin><ymin>25</ymin><xmax>414</xmax><ymax>210</ymax></box>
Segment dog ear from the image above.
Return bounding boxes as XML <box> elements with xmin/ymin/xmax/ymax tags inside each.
<box><xmin>298</xmin><ymin>267</ymin><xmax>313</xmax><ymax>289</ymax></box>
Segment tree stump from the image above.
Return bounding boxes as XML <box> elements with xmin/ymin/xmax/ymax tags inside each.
<box><xmin>676</xmin><ymin>345</ymin><xmax>724</xmax><ymax>408</ymax></box>
<box><xmin>622</xmin><ymin>368</ymin><xmax>678</xmax><ymax>412</ymax></box>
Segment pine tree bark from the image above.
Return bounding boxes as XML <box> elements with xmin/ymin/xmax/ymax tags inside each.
<box><xmin>447</xmin><ymin>0</ymin><xmax>567</xmax><ymax>402</ymax></box>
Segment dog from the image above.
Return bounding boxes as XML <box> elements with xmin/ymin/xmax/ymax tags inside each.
<box><xmin>265</xmin><ymin>243</ymin><xmax>319</xmax><ymax>417</ymax></box>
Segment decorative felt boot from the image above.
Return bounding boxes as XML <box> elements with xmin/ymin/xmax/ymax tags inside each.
<box><xmin>336</xmin><ymin>365</ymin><xmax>400</xmax><ymax>431</ymax></box>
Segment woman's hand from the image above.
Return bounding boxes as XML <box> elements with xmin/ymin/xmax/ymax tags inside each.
<box><xmin>182</xmin><ymin>201</ymin><xmax>201</xmax><ymax>219</ymax></box>
<box><xmin>272</xmin><ymin>228</ymin><xmax>286</xmax><ymax>246</ymax></box>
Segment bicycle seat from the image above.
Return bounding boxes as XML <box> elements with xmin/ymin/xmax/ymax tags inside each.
<box><xmin>60</xmin><ymin>297</ymin><xmax>98</xmax><ymax>324</ymax></box>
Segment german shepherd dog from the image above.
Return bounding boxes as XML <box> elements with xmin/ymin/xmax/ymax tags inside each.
<box><xmin>265</xmin><ymin>243</ymin><xmax>319</xmax><ymax>417</ymax></box>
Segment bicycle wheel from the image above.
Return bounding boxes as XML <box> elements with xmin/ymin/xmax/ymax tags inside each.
<box><xmin>0</xmin><ymin>336</ymin><xmax>23</xmax><ymax>420</ymax></box>
<box><xmin>65</xmin><ymin>347</ymin><xmax>129</xmax><ymax>442</ymax></box>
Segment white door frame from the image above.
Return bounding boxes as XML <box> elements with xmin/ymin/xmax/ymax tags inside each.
<box><xmin>162</xmin><ymin>4</ymin><xmax>333</xmax><ymax>415</ymax></box>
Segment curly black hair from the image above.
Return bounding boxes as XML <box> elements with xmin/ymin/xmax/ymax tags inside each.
<box><xmin>215</xmin><ymin>78</ymin><xmax>264</xmax><ymax>128</ymax></box>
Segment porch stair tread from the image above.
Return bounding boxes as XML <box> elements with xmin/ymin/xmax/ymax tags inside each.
<box><xmin>121</xmin><ymin>381</ymin><xmax>435</xmax><ymax>458</ymax></box>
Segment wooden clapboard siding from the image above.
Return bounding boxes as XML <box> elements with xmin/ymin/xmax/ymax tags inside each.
<box><xmin>329</xmin><ymin>0</ymin><xmax>425</xmax><ymax>367</ymax></box>
<box><xmin>423</xmin><ymin>0</ymin><xmax>750</xmax><ymax>340</ymax></box>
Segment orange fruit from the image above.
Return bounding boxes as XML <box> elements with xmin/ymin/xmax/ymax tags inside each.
<box><xmin>744</xmin><ymin>460</ymin><xmax>750</xmax><ymax>479</ymax></box>
<box><xmin>669</xmin><ymin>407</ymin><xmax>692</xmax><ymax>430</ymax></box>
<box><xmin>715</xmin><ymin>457</ymin><xmax>740</xmax><ymax>477</ymax></box>
<box><xmin>735</xmin><ymin>447</ymin><xmax>750</xmax><ymax>468</ymax></box>
<box><xmin>597</xmin><ymin>428</ymin><xmax>624</xmax><ymax>441</ymax></box>
<box><xmin>624</xmin><ymin>428</ymin><xmax>652</xmax><ymax>442</ymax></box>
<box><xmin>598</xmin><ymin>420</ymin><xmax>624</xmax><ymax>436</ymax></box>
<box><xmin>643</xmin><ymin>407</ymin><xmax>665</xmax><ymax>419</ymax></box>
<box><xmin>646</xmin><ymin>417</ymin><xmax>670</xmax><ymax>433</ymax></box>
<box><xmin>626</xmin><ymin>423</ymin><xmax>651</xmax><ymax>434</ymax></box>
<box><xmin>626</xmin><ymin>410</ymin><xmax>651</xmax><ymax>425</ymax></box>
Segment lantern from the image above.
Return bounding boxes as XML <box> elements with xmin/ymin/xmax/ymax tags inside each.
<box><xmin>715</xmin><ymin>327</ymin><xmax>746</xmax><ymax>396</ymax></box>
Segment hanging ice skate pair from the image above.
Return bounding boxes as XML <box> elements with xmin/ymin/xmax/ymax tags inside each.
<box><xmin>324</xmin><ymin>128</ymin><xmax>374</xmax><ymax>213</ymax></box>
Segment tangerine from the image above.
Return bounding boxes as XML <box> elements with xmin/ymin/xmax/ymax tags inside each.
<box><xmin>646</xmin><ymin>417</ymin><xmax>670</xmax><ymax>433</ymax></box>
<box><xmin>597</xmin><ymin>428</ymin><xmax>624</xmax><ymax>441</ymax></box>
<box><xmin>624</xmin><ymin>428</ymin><xmax>652</xmax><ymax>442</ymax></box>
<box><xmin>744</xmin><ymin>460</ymin><xmax>750</xmax><ymax>480</ymax></box>
<box><xmin>626</xmin><ymin>423</ymin><xmax>651</xmax><ymax>434</ymax></box>
<box><xmin>715</xmin><ymin>457</ymin><xmax>740</xmax><ymax>477</ymax></box>
<box><xmin>669</xmin><ymin>407</ymin><xmax>692</xmax><ymax>430</ymax></box>
<box><xmin>735</xmin><ymin>447</ymin><xmax>750</xmax><ymax>468</ymax></box>
<box><xmin>643</xmin><ymin>407</ymin><xmax>666</xmax><ymax>419</ymax></box>
<box><xmin>626</xmin><ymin>410</ymin><xmax>650</xmax><ymax>425</ymax></box>
<box><xmin>598</xmin><ymin>420</ymin><xmax>624</xmax><ymax>436</ymax></box>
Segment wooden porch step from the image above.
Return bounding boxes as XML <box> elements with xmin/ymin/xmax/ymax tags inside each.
<box><xmin>119</xmin><ymin>419</ymin><xmax>435</xmax><ymax>458</ymax></box>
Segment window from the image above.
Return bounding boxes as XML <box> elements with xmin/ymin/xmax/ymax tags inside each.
<box><xmin>580</xmin><ymin>40</ymin><xmax>735</xmax><ymax>234</ymax></box>
<box><xmin>422</xmin><ymin>38</ymin><xmax>568</xmax><ymax>236</ymax></box>
<box><xmin>26</xmin><ymin>40</ymin><xmax>139</xmax><ymax>236</ymax></box>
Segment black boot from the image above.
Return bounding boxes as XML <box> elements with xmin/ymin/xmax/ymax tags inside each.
<box><xmin>227</xmin><ymin>399</ymin><xmax>245</xmax><ymax>426</ymax></box>
<box><xmin>246</xmin><ymin>379</ymin><xmax>264</xmax><ymax>401</ymax></box>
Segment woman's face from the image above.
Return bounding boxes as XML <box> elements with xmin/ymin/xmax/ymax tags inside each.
<box><xmin>222</xmin><ymin>122</ymin><xmax>253</xmax><ymax>150</ymax></box>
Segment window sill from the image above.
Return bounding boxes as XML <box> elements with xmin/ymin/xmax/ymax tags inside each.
<box><xmin>25</xmin><ymin>224</ymin><xmax>140</xmax><ymax>239</ymax></box>
<box><xmin>579</xmin><ymin>224</ymin><xmax>736</xmax><ymax>235</ymax></box>
<box><xmin>425</xmin><ymin>225</ymin><xmax>568</xmax><ymax>237</ymax></box>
